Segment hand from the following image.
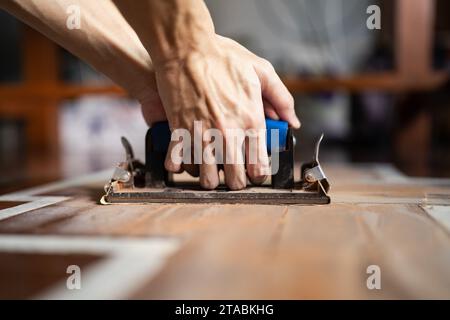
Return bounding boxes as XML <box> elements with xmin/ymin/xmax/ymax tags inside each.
<box><xmin>133</xmin><ymin>74</ymin><xmax>167</xmax><ymax>125</ymax></box>
<box><xmin>216</xmin><ymin>36</ymin><xmax>300</xmax><ymax>127</ymax></box>
<box><xmin>154</xmin><ymin>35</ymin><xmax>300</xmax><ymax>190</ymax></box>
<box><xmin>112</xmin><ymin>0</ymin><xmax>300</xmax><ymax>190</ymax></box>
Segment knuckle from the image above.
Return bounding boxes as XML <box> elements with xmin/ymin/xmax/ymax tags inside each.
<box><xmin>164</xmin><ymin>160</ymin><xmax>178</xmax><ymax>173</ymax></box>
<box><xmin>286</xmin><ymin>93</ymin><xmax>295</xmax><ymax>107</ymax></box>
<box><xmin>200</xmin><ymin>176</ymin><xmax>219</xmax><ymax>190</ymax></box>
<box><xmin>260</xmin><ymin>58</ymin><xmax>275</xmax><ymax>72</ymax></box>
<box><xmin>245</xmin><ymin>115</ymin><xmax>257</xmax><ymax>128</ymax></box>
<box><xmin>279</xmin><ymin>92</ymin><xmax>295</xmax><ymax>110</ymax></box>
<box><xmin>244</xmin><ymin>113</ymin><xmax>263</xmax><ymax>129</ymax></box>
<box><xmin>227</xmin><ymin>175</ymin><xmax>247</xmax><ymax>191</ymax></box>
<box><xmin>227</xmin><ymin>181</ymin><xmax>246</xmax><ymax>191</ymax></box>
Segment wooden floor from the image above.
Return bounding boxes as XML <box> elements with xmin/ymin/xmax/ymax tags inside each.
<box><xmin>0</xmin><ymin>164</ymin><xmax>449</xmax><ymax>299</ymax></box>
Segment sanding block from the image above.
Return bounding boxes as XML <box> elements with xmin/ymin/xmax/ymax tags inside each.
<box><xmin>101</xmin><ymin>119</ymin><xmax>330</xmax><ymax>205</ymax></box>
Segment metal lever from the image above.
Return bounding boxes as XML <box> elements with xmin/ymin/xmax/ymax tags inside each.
<box><xmin>121</xmin><ymin>136</ymin><xmax>135</xmax><ymax>173</ymax></box>
<box><xmin>302</xmin><ymin>134</ymin><xmax>330</xmax><ymax>195</ymax></box>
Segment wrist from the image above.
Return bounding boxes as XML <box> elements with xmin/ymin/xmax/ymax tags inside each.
<box><xmin>146</xmin><ymin>0</ymin><xmax>216</xmax><ymax>65</ymax></box>
<box><xmin>151</xmin><ymin>33</ymin><xmax>216</xmax><ymax>66</ymax></box>
<box><xmin>152</xmin><ymin>35</ymin><xmax>221</xmax><ymax>72</ymax></box>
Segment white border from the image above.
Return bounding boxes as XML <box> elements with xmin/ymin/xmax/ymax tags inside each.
<box><xmin>0</xmin><ymin>169</ymin><xmax>180</xmax><ymax>299</ymax></box>
<box><xmin>0</xmin><ymin>234</ymin><xmax>179</xmax><ymax>299</ymax></box>
<box><xmin>0</xmin><ymin>169</ymin><xmax>112</xmax><ymax>221</ymax></box>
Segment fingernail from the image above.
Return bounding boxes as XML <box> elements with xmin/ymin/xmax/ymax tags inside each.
<box><xmin>293</xmin><ymin>117</ymin><xmax>301</xmax><ymax>129</ymax></box>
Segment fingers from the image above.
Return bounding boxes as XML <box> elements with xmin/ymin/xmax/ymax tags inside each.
<box><xmin>245</xmin><ymin>79</ymin><xmax>270</xmax><ymax>186</ymax></box>
<box><xmin>199</xmin><ymin>141</ymin><xmax>220</xmax><ymax>189</ymax></box>
<box><xmin>223</xmin><ymin>132</ymin><xmax>247</xmax><ymax>190</ymax></box>
<box><xmin>263</xmin><ymin>99</ymin><xmax>279</xmax><ymax>120</ymax></box>
<box><xmin>254</xmin><ymin>60</ymin><xmax>301</xmax><ymax>129</ymax></box>
<box><xmin>223</xmin><ymin>163</ymin><xmax>246</xmax><ymax>190</ymax></box>
<box><xmin>166</xmin><ymin>132</ymin><xmax>201</xmax><ymax>178</ymax></box>
<box><xmin>166</xmin><ymin>126</ymin><xmax>268</xmax><ymax>189</ymax></box>
<box><xmin>164</xmin><ymin>128</ymin><xmax>220</xmax><ymax>189</ymax></box>
<box><xmin>245</xmin><ymin>129</ymin><xmax>269</xmax><ymax>185</ymax></box>
<box><xmin>164</xmin><ymin>140</ymin><xmax>183</xmax><ymax>173</ymax></box>
<box><xmin>199</xmin><ymin>163</ymin><xmax>220</xmax><ymax>190</ymax></box>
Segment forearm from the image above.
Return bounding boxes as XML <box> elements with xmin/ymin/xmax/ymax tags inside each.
<box><xmin>113</xmin><ymin>0</ymin><xmax>216</xmax><ymax>65</ymax></box>
<box><xmin>0</xmin><ymin>0</ymin><xmax>157</xmax><ymax>102</ymax></box>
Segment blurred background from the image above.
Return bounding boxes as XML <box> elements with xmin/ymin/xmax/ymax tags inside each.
<box><xmin>0</xmin><ymin>0</ymin><xmax>449</xmax><ymax>193</ymax></box>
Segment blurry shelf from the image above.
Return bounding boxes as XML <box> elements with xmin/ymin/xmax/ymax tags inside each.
<box><xmin>0</xmin><ymin>83</ymin><xmax>126</xmax><ymax>100</ymax></box>
<box><xmin>0</xmin><ymin>71</ymin><xmax>447</xmax><ymax>102</ymax></box>
<box><xmin>282</xmin><ymin>71</ymin><xmax>449</xmax><ymax>93</ymax></box>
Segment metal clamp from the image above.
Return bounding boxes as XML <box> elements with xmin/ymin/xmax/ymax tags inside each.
<box><xmin>301</xmin><ymin>134</ymin><xmax>330</xmax><ymax>196</ymax></box>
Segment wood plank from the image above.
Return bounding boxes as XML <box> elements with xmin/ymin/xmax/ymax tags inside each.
<box><xmin>0</xmin><ymin>164</ymin><xmax>449</xmax><ymax>299</ymax></box>
<box><xmin>132</xmin><ymin>203</ymin><xmax>450</xmax><ymax>299</ymax></box>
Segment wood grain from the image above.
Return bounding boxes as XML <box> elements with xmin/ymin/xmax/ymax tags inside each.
<box><xmin>0</xmin><ymin>164</ymin><xmax>449</xmax><ymax>299</ymax></box>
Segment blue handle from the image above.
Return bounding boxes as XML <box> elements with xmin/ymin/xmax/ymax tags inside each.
<box><xmin>265</xmin><ymin>118</ymin><xmax>288</xmax><ymax>152</ymax></box>
<box><xmin>151</xmin><ymin>118</ymin><xmax>289</xmax><ymax>153</ymax></box>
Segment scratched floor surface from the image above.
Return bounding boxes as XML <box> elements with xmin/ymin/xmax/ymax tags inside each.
<box><xmin>0</xmin><ymin>164</ymin><xmax>449</xmax><ymax>299</ymax></box>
